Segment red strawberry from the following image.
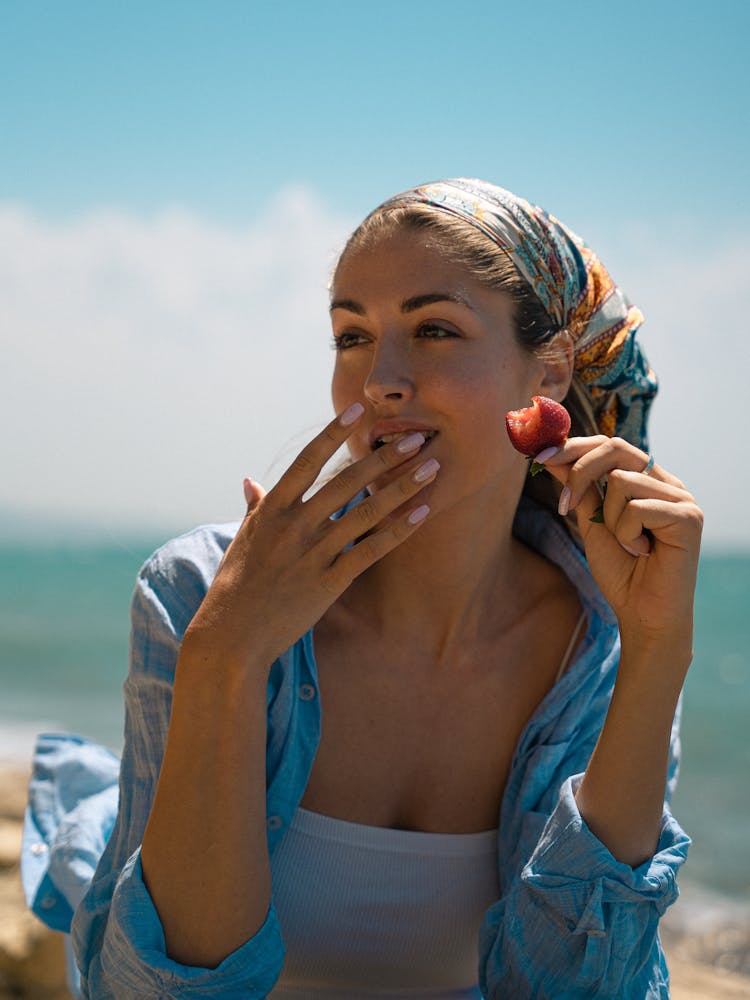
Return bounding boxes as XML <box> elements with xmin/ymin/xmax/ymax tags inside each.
<box><xmin>505</xmin><ymin>395</ymin><xmax>571</xmax><ymax>458</ymax></box>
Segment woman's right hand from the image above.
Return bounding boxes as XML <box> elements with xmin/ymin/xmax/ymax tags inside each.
<box><xmin>183</xmin><ymin>402</ymin><xmax>439</xmax><ymax>671</ymax></box>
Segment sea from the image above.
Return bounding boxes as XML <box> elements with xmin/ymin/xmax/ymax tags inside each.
<box><xmin>1</xmin><ymin>537</ymin><xmax>749</xmax><ymax>945</ymax></box>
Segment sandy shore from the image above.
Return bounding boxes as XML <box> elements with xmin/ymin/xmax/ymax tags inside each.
<box><xmin>2</xmin><ymin>761</ymin><xmax>749</xmax><ymax>998</ymax></box>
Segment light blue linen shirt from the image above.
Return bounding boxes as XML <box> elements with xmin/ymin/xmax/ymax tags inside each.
<box><xmin>22</xmin><ymin>500</ymin><xmax>690</xmax><ymax>998</ymax></box>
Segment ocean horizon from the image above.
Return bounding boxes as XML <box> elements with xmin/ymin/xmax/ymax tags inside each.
<box><xmin>2</xmin><ymin>534</ymin><xmax>749</xmax><ymax>921</ymax></box>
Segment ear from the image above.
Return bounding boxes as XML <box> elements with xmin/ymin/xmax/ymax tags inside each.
<box><xmin>537</xmin><ymin>331</ymin><xmax>574</xmax><ymax>402</ymax></box>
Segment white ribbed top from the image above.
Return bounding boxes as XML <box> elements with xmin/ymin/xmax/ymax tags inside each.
<box><xmin>269</xmin><ymin>807</ymin><xmax>499</xmax><ymax>999</ymax></box>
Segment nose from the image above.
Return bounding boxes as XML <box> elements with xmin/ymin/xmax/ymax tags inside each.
<box><xmin>363</xmin><ymin>340</ymin><xmax>415</xmax><ymax>405</ymax></box>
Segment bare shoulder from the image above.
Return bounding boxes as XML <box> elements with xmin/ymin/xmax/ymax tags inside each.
<box><xmin>500</xmin><ymin>538</ymin><xmax>584</xmax><ymax>686</ymax></box>
<box><xmin>509</xmin><ymin>536</ymin><xmax>582</xmax><ymax>624</ymax></box>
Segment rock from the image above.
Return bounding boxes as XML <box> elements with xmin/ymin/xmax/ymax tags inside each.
<box><xmin>0</xmin><ymin>767</ymin><xmax>71</xmax><ymax>1000</ymax></box>
<box><xmin>0</xmin><ymin>768</ymin><xmax>30</xmax><ymax>823</ymax></box>
<box><xmin>0</xmin><ymin>867</ymin><xmax>71</xmax><ymax>997</ymax></box>
<box><xmin>0</xmin><ymin>821</ymin><xmax>22</xmax><ymax>871</ymax></box>
<box><xmin>667</xmin><ymin>954</ymin><xmax>750</xmax><ymax>999</ymax></box>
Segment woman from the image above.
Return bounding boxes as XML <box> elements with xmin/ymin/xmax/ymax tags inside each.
<box><xmin>24</xmin><ymin>179</ymin><xmax>700</xmax><ymax>998</ymax></box>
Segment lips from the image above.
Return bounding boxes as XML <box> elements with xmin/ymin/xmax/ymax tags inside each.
<box><xmin>367</xmin><ymin>423</ymin><xmax>439</xmax><ymax>451</ymax></box>
<box><xmin>373</xmin><ymin>429</ymin><xmax>438</xmax><ymax>450</ymax></box>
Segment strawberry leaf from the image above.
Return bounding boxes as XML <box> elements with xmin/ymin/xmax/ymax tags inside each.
<box><xmin>589</xmin><ymin>481</ymin><xmax>607</xmax><ymax>523</ymax></box>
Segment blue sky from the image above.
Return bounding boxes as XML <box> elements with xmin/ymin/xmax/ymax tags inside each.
<box><xmin>1</xmin><ymin>0</ymin><xmax>748</xmax><ymax>545</ymax></box>
<box><xmin>3</xmin><ymin>0</ymin><xmax>747</xmax><ymax>226</ymax></box>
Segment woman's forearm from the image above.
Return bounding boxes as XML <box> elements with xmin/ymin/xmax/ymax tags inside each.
<box><xmin>574</xmin><ymin>640</ymin><xmax>691</xmax><ymax>868</ymax></box>
<box><xmin>141</xmin><ymin>637</ymin><xmax>273</xmax><ymax>969</ymax></box>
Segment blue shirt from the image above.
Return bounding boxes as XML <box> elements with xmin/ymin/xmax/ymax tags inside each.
<box><xmin>22</xmin><ymin>500</ymin><xmax>690</xmax><ymax>998</ymax></box>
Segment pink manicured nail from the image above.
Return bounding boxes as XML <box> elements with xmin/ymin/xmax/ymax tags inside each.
<box><xmin>396</xmin><ymin>432</ymin><xmax>426</xmax><ymax>453</ymax></box>
<box><xmin>413</xmin><ymin>458</ymin><xmax>440</xmax><ymax>483</ymax></box>
<box><xmin>339</xmin><ymin>402</ymin><xmax>364</xmax><ymax>426</ymax></box>
<box><xmin>243</xmin><ymin>477</ymin><xmax>254</xmax><ymax>505</ymax></box>
<box><xmin>534</xmin><ymin>446</ymin><xmax>560</xmax><ymax>464</ymax></box>
<box><xmin>619</xmin><ymin>540</ymin><xmax>651</xmax><ymax>558</ymax></box>
<box><xmin>558</xmin><ymin>485</ymin><xmax>571</xmax><ymax>516</ymax></box>
<box><xmin>407</xmin><ymin>504</ymin><xmax>430</xmax><ymax>525</ymax></box>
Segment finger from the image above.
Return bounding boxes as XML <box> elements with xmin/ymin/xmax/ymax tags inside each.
<box><xmin>612</xmin><ymin>497</ymin><xmax>704</xmax><ymax>558</ymax></box>
<box><xmin>603</xmin><ymin>469</ymin><xmax>695</xmax><ymax>516</ymax></box>
<box><xmin>575</xmin><ymin>467</ymin><xmax>693</xmax><ymax>525</ymax></box>
<box><xmin>544</xmin><ymin>436</ymin><xmax>652</xmax><ymax>492</ymax></box>
<box><xmin>322</xmin><ymin>455</ymin><xmax>440</xmax><ymax>553</ymax></box>
<box><xmin>272</xmin><ymin>402</ymin><xmax>365</xmax><ymax>507</ymax></box>
<box><xmin>540</xmin><ymin>437</ymin><xmax>680</xmax><ymax>508</ymax></box>
<box><xmin>583</xmin><ymin>469</ymin><xmax>695</xmax><ymax>551</ymax></box>
<box><xmin>219</xmin><ymin>478</ymin><xmax>268</xmax><ymax>571</ymax></box>
<box><xmin>304</xmin><ymin>431</ymin><xmax>429</xmax><ymax>522</ymax></box>
<box><xmin>243</xmin><ymin>477</ymin><xmax>267</xmax><ymax>513</ymax></box>
<box><xmin>325</xmin><ymin>501</ymin><xmax>432</xmax><ymax>592</ymax></box>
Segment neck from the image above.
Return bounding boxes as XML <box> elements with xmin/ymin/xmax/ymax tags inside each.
<box><xmin>339</xmin><ymin>484</ymin><xmax>527</xmax><ymax>663</ymax></box>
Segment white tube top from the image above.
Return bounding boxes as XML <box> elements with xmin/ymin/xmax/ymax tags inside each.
<box><xmin>268</xmin><ymin>807</ymin><xmax>500</xmax><ymax>999</ymax></box>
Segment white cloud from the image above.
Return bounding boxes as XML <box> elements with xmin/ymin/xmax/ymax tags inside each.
<box><xmin>0</xmin><ymin>189</ymin><xmax>354</xmax><ymax>536</ymax></box>
<box><xmin>0</xmin><ymin>197</ymin><xmax>746</xmax><ymax>546</ymax></box>
<box><xmin>595</xmin><ymin>222</ymin><xmax>747</xmax><ymax>549</ymax></box>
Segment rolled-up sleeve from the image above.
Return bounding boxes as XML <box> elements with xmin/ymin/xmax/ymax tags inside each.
<box><xmin>479</xmin><ymin>621</ymin><xmax>691</xmax><ymax>1000</ymax></box>
<box><xmin>91</xmin><ymin>850</ymin><xmax>283</xmax><ymax>998</ymax></box>
<box><xmin>480</xmin><ymin>774</ymin><xmax>689</xmax><ymax>999</ymax></box>
<box><xmin>69</xmin><ymin>527</ymin><xmax>286</xmax><ymax>998</ymax></box>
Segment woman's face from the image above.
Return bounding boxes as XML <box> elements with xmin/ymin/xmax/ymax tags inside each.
<box><xmin>330</xmin><ymin>228</ymin><xmax>550</xmax><ymax>513</ymax></box>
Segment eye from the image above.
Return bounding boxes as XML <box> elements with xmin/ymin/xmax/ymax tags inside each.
<box><xmin>332</xmin><ymin>331</ymin><xmax>369</xmax><ymax>351</ymax></box>
<box><xmin>417</xmin><ymin>322</ymin><xmax>460</xmax><ymax>340</ymax></box>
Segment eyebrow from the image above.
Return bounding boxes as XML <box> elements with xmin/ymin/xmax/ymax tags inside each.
<box><xmin>329</xmin><ymin>291</ymin><xmax>474</xmax><ymax>315</ymax></box>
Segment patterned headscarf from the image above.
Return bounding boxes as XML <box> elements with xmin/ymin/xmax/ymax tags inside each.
<box><xmin>378</xmin><ymin>179</ymin><xmax>657</xmax><ymax>451</ymax></box>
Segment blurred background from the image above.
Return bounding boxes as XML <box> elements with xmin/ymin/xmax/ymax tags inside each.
<box><xmin>1</xmin><ymin>0</ymin><xmax>748</xmax><ymax>989</ymax></box>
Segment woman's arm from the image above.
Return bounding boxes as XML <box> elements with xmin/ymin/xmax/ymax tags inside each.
<box><xmin>543</xmin><ymin>437</ymin><xmax>702</xmax><ymax>867</ymax></box>
<box><xmin>72</xmin><ymin>528</ymin><xmax>287</xmax><ymax>998</ymax></box>
<box><xmin>480</xmin><ymin>588</ymin><xmax>690</xmax><ymax>999</ymax></box>
<box><xmin>72</xmin><ymin>530</ymin><xmax>289</xmax><ymax>999</ymax></box>
<box><xmin>573</xmin><ymin>640</ymin><xmax>689</xmax><ymax>867</ymax></box>
<box><xmin>140</xmin><ymin>410</ymin><xmax>438</xmax><ymax>968</ymax></box>
<box><xmin>73</xmin><ymin>404</ymin><xmax>440</xmax><ymax>994</ymax></box>
<box><xmin>479</xmin><ymin>443</ymin><xmax>700</xmax><ymax>998</ymax></box>
<box><xmin>139</xmin><ymin>634</ymin><xmax>273</xmax><ymax>967</ymax></box>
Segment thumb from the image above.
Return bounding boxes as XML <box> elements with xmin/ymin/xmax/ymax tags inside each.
<box><xmin>242</xmin><ymin>477</ymin><xmax>267</xmax><ymax>512</ymax></box>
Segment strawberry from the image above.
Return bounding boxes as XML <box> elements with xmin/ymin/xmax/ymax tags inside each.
<box><xmin>505</xmin><ymin>395</ymin><xmax>571</xmax><ymax>459</ymax></box>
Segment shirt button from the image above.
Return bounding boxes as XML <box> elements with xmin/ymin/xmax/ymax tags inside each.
<box><xmin>30</xmin><ymin>842</ymin><xmax>49</xmax><ymax>856</ymax></box>
<box><xmin>40</xmin><ymin>896</ymin><xmax>57</xmax><ymax>910</ymax></box>
<box><xmin>298</xmin><ymin>684</ymin><xmax>316</xmax><ymax>701</ymax></box>
<box><xmin>267</xmin><ymin>815</ymin><xmax>282</xmax><ymax>831</ymax></box>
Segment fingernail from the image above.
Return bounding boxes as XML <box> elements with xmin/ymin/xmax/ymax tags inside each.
<box><xmin>396</xmin><ymin>431</ymin><xmax>426</xmax><ymax>453</ymax></box>
<box><xmin>339</xmin><ymin>402</ymin><xmax>364</xmax><ymax>426</ymax></box>
<box><xmin>408</xmin><ymin>503</ymin><xmax>430</xmax><ymax>525</ymax></box>
<box><xmin>413</xmin><ymin>458</ymin><xmax>440</xmax><ymax>483</ymax></box>
<box><xmin>619</xmin><ymin>540</ymin><xmax>651</xmax><ymax>558</ymax></box>
<box><xmin>243</xmin><ymin>477</ymin><xmax>254</xmax><ymax>504</ymax></box>
<box><xmin>558</xmin><ymin>485</ymin><xmax>571</xmax><ymax>516</ymax></box>
<box><xmin>534</xmin><ymin>446</ymin><xmax>560</xmax><ymax>464</ymax></box>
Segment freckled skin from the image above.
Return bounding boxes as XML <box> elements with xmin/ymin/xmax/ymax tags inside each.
<box><xmin>330</xmin><ymin>230</ymin><xmax>549</xmax><ymax>517</ymax></box>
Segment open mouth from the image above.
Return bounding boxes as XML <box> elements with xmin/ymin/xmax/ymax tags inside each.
<box><xmin>372</xmin><ymin>430</ymin><xmax>438</xmax><ymax>450</ymax></box>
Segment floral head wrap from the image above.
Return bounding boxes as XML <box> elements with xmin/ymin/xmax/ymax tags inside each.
<box><xmin>378</xmin><ymin>179</ymin><xmax>658</xmax><ymax>451</ymax></box>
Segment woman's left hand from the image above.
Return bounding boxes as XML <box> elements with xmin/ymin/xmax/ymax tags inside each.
<box><xmin>539</xmin><ymin>437</ymin><xmax>703</xmax><ymax>662</ymax></box>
